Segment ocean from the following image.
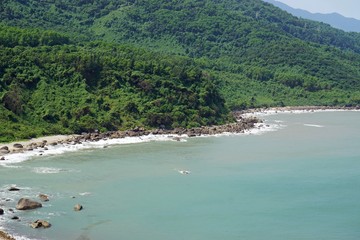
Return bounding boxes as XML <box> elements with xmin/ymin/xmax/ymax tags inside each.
<box><xmin>1</xmin><ymin>110</ymin><xmax>359</xmax><ymax>240</ymax></box>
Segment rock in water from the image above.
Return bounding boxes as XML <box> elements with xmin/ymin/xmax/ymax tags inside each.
<box><xmin>38</xmin><ymin>194</ymin><xmax>49</xmax><ymax>202</ymax></box>
<box><xmin>8</xmin><ymin>187</ymin><xmax>20</xmax><ymax>191</ymax></box>
<box><xmin>31</xmin><ymin>220</ymin><xmax>51</xmax><ymax>229</ymax></box>
<box><xmin>74</xmin><ymin>204</ymin><xmax>83</xmax><ymax>211</ymax></box>
<box><xmin>16</xmin><ymin>198</ymin><xmax>42</xmax><ymax>210</ymax></box>
<box><xmin>0</xmin><ymin>208</ymin><xmax>4</xmax><ymax>215</ymax></box>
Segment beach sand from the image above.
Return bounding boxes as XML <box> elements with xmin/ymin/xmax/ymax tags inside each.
<box><xmin>0</xmin><ymin>135</ymin><xmax>77</xmax><ymax>153</ymax></box>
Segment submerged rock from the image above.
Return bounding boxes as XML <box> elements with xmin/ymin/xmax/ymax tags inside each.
<box><xmin>16</xmin><ymin>198</ymin><xmax>42</xmax><ymax>210</ymax></box>
<box><xmin>38</xmin><ymin>194</ymin><xmax>49</xmax><ymax>202</ymax></box>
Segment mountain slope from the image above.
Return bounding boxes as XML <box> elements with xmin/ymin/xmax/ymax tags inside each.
<box><xmin>263</xmin><ymin>0</ymin><xmax>360</xmax><ymax>33</ymax></box>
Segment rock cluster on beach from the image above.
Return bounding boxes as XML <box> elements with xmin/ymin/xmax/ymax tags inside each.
<box><xmin>0</xmin><ymin>116</ymin><xmax>261</xmax><ymax>160</ymax></box>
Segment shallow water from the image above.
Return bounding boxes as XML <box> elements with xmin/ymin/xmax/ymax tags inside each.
<box><xmin>1</xmin><ymin>111</ymin><xmax>360</xmax><ymax>240</ymax></box>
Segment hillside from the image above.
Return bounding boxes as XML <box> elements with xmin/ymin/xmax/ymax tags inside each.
<box><xmin>263</xmin><ymin>0</ymin><xmax>360</xmax><ymax>33</ymax></box>
<box><xmin>1</xmin><ymin>0</ymin><xmax>360</xmax><ymax>141</ymax></box>
<box><xmin>0</xmin><ymin>26</ymin><xmax>229</xmax><ymax>142</ymax></box>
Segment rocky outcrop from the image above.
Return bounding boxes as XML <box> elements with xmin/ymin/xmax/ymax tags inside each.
<box><xmin>74</xmin><ymin>204</ymin><xmax>83</xmax><ymax>211</ymax></box>
<box><xmin>30</xmin><ymin>220</ymin><xmax>51</xmax><ymax>229</ymax></box>
<box><xmin>63</xmin><ymin>116</ymin><xmax>261</xmax><ymax>145</ymax></box>
<box><xmin>16</xmin><ymin>198</ymin><xmax>42</xmax><ymax>210</ymax></box>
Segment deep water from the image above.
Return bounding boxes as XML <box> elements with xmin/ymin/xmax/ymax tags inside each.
<box><xmin>1</xmin><ymin>111</ymin><xmax>359</xmax><ymax>240</ymax></box>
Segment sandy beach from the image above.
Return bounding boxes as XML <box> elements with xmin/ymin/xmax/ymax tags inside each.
<box><xmin>0</xmin><ymin>135</ymin><xmax>78</xmax><ymax>153</ymax></box>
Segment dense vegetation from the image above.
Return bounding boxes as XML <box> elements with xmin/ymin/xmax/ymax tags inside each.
<box><xmin>1</xmin><ymin>0</ymin><xmax>360</xmax><ymax>141</ymax></box>
<box><xmin>0</xmin><ymin>27</ymin><xmax>229</xmax><ymax>142</ymax></box>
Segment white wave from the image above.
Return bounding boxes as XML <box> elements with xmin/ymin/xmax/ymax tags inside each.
<box><xmin>0</xmin><ymin>134</ymin><xmax>188</xmax><ymax>166</ymax></box>
<box><xmin>32</xmin><ymin>167</ymin><xmax>78</xmax><ymax>174</ymax></box>
<box><xmin>304</xmin><ymin>124</ymin><xmax>325</xmax><ymax>128</ymax></box>
<box><xmin>79</xmin><ymin>192</ymin><xmax>91</xmax><ymax>196</ymax></box>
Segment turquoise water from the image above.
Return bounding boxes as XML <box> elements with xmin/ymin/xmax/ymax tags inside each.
<box><xmin>1</xmin><ymin>111</ymin><xmax>360</xmax><ymax>239</ymax></box>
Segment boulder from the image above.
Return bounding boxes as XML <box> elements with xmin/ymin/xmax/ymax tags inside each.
<box><xmin>38</xmin><ymin>194</ymin><xmax>49</xmax><ymax>202</ymax></box>
<box><xmin>0</xmin><ymin>149</ymin><xmax>10</xmax><ymax>154</ymax></box>
<box><xmin>8</xmin><ymin>187</ymin><xmax>20</xmax><ymax>191</ymax></box>
<box><xmin>74</xmin><ymin>204</ymin><xmax>83</xmax><ymax>211</ymax></box>
<box><xmin>30</xmin><ymin>220</ymin><xmax>51</xmax><ymax>229</ymax></box>
<box><xmin>13</xmin><ymin>143</ymin><xmax>23</xmax><ymax>149</ymax></box>
<box><xmin>0</xmin><ymin>156</ymin><xmax>5</xmax><ymax>161</ymax></box>
<box><xmin>0</xmin><ymin>208</ymin><xmax>4</xmax><ymax>215</ymax></box>
<box><xmin>0</xmin><ymin>146</ymin><xmax>9</xmax><ymax>150</ymax></box>
<box><xmin>11</xmin><ymin>216</ymin><xmax>19</xmax><ymax>220</ymax></box>
<box><xmin>16</xmin><ymin>198</ymin><xmax>42</xmax><ymax>210</ymax></box>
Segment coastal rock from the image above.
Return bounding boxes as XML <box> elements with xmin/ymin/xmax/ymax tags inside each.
<box><xmin>0</xmin><ymin>149</ymin><xmax>10</xmax><ymax>154</ymax></box>
<box><xmin>0</xmin><ymin>146</ymin><xmax>9</xmax><ymax>150</ymax></box>
<box><xmin>13</xmin><ymin>143</ymin><xmax>23</xmax><ymax>149</ymax></box>
<box><xmin>173</xmin><ymin>137</ymin><xmax>181</xmax><ymax>141</ymax></box>
<box><xmin>0</xmin><ymin>208</ymin><xmax>4</xmax><ymax>215</ymax></box>
<box><xmin>8</xmin><ymin>187</ymin><xmax>20</xmax><ymax>192</ymax></box>
<box><xmin>38</xmin><ymin>194</ymin><xmax>49</xmax><ymax>202</ymax></box>
<box><xmin>30</xmin><ymin>220</ymin><xmax>51</xmax><ymax>229</ymax></box>
<box><xmin>16</xmin><ymin>198</ymin><xmax>42</xmax><ymax>210</ymax></box>
<box><xmin>74</xmin><ymin>204</ymin><xmax>83</xmax><ymax>211</ymax></box>
<box><xmin>12</xmin><ymin>148</ymin><xmax>24</xmax><ymax>153</ymax></box>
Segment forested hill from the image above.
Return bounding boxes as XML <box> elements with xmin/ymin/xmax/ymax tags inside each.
<box><xmin>2</xmin><ymin>0</ymin><xmax>360</xmax><ymax>54</ymax></box>
<box><xmin>1</xmin><ymin>0</ymin><xmax>360</xmax><ymax>141</ymax></box>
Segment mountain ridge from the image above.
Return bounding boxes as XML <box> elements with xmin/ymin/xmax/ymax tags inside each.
<box><xmin>263</xmin><ymin>0</ymin><xmax>360</xmax><ymax>32</ymax></box>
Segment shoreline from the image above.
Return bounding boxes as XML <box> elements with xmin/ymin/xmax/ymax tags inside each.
<box><xmin>0</xmin><ymin>115</ymin><xmax>260</xmax><ymax>162</ymax></box>
<box><xmin>1</xmin><ymin>106</ymin><xmax>359</xmax><ymax>162</ymax></box>
<box><xmin>235</xmin><ymin>105</ymin><xmax>360</xmax><ymax>115</ymax></box>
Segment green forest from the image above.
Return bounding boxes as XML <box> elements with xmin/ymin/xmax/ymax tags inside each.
<box><xmin>1</xmin><ymin>0</ymin><xmax>360</xmax><ymax>142</ymax></box>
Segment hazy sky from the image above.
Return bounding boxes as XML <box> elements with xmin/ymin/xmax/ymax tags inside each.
<box><xmin>275</xmin><ymin>0</ymin><xmax>360</xmax><ymax>20</ymax></box>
